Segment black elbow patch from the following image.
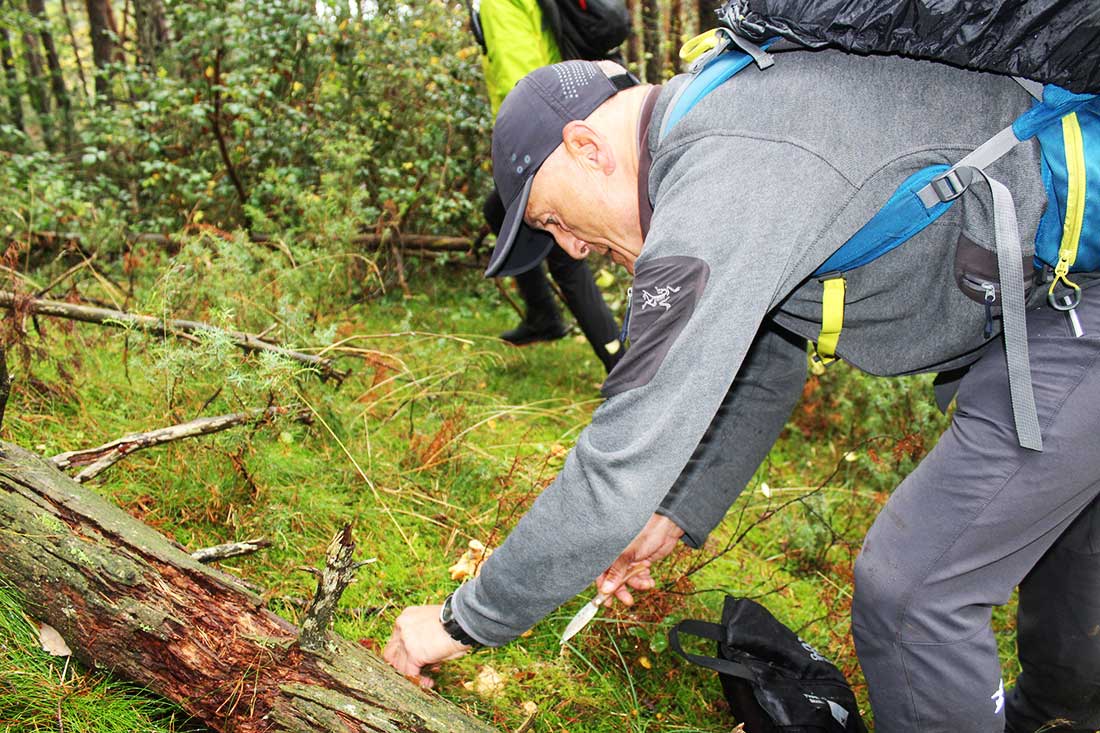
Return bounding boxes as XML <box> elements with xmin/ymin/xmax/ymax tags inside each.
<box><xmin>601</xmin><ymin>256</ymin><xmax>710</xmax><ymax>397</ymax></box>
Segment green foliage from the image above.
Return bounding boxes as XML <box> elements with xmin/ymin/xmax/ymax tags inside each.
<box><xmin>1</xmin><ymin>0</ymin><xmax>491</xmax><ymax>244</ymax></box>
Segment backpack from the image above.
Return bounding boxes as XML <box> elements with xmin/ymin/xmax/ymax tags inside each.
<box><xmin>668</xmin><ymin>596</ymin><xmax>867</xmax><ymax>733</ymax></box>
<box><xmin>536</xmin><ymin>0</ymin><xmax>631</xmax><ymax>61</ymax></box>
<box><xmin>712</xmin><ymin>0</ymin><xmax>1100</xmax><ymax>95</ymax></box>
<box><xmin>661</xmin><ymin>0</ymin><xmax>1100</xmax><ymax>452</ymax></box>
<box><xmin>466</xmin><ymin>0</ymin><xmax>630</xmax><ymax>61</ymax></box>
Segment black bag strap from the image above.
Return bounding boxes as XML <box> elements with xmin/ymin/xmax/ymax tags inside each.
<box><xmin>668</xmin><ymin>620</ymin><xmax>757</xmax><ymax>682</ymax></box>
<box><xmin>466</xmin><ymin>0</ymin><xmax>486</xmax><ymax>53</ymax></box>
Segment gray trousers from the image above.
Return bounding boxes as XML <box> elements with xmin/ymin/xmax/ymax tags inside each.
<box><xmin>852</xmin><ymin>291</ymin><xmax>1100</xmax><ymax>733</ymax></box>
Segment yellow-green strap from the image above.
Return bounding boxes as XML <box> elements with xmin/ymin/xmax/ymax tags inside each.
<box><xmin>1048</xmin><ymin>111</ymin><xmax>1086</xmax><ymax>307</ymax></box>
<box><xmin>816</xmin><ymin>277</ymin><xmax>846</xmax><ymax>361</ymax></box>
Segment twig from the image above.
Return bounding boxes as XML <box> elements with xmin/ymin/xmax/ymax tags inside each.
<box><xmin>35</xmin><ymin>254</ymin><xmax>94</xmax><ymax>297</ymax></box>
<box><xmin>493</xmin><ymin>278</ymin><xmax>524</xmax><ymax>319</ymax></box>
<box><xmin>50</xmin><ymin>405</ymin><xmax>312</xmax><ymax>482</ymax></box>
<box><xmin>207</xmin><ymin>48</ymin><xmax>249</xmax><ymax>227</ymax></box>
<box><xmin>512</xmin><ymin>712</ymin><xmax>537</xmax><ymax>733</ymax></box>
<box><xmin>297</xmin><ymin>525</ymin><xmax>374</xmax><ymax>652</ymax></box>
<box><xmin>190</xmin><ymin>537</ymin><xmax>271</xmax><ymax>564</ymax></box>
<box><xmin>0</xmin><ymin>346</ymin><xmax>9</xmax><ymax>434</ymax></box>
<box><xmin>0</xmin><ymin>291</ymin><xmax>348</xmax><ymax>382</ymax></box>
<box><xmin>383</xmin><ymin>229</ymin><xmax>411</xmax><ymax>299</ymax></box>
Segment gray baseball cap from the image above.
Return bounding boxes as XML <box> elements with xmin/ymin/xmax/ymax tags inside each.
<box><xmin>484</xmin><ymin>61</ymin><xmax>634</xmax><ymax>278</ymax></box>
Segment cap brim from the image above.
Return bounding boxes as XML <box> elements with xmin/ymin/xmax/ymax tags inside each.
<box><xmin>483</xmin><ymin>176</ymin><xmax>555</xmax><ymax>278</ymax></box>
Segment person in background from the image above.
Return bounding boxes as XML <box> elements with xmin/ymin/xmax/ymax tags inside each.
<box><xmin>479</xmin><ymin>0</ymin><xmax>623</xmax><ymax>373</ymax></box>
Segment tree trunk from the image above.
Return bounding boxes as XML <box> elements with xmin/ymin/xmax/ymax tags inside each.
<box><xmin>26</xmin><ymin>0</ymin><xmax>71</xmax><ymax>146</ymax></box>
<box><xmin>59</xmin><ymin>0</ymin><xmax>89</xmax><ymax>101</ymax></box>
<box><xmin>667</xmin><ymin>0</ymin><xmax>683</xmax><ymax>76</ymax></box>
<box><xmin>641</xmin><ymin>0</ymin><xmax>660</xmax><ymax>83</ymax></box>
<box><xmin>0</xmin><ymin>442</ymin><xmax>496</xmax><ymax>733</ymax></box>
<box><xmin>133</xmin><ymin>0</ymin><xmax>168</xmax><ymax>67</ymax></box>
<box><xmin>20</xmin><ymin>26</ymin><xmax>54</xmax><ymax>148</ymax></box>
<box><xmin>624</xmin><ymin>0</ymin><xmax>640</xmax><ymax>69</ymax></box>
<box><xmin>85</xmin><ymin>0</ymin><xmax>114</xmax><ymax>100</ymax></box>
<box><xmin>0</xmin><ymin>10</ymin><xmax>24</xmax><ymax>132</ymax></box>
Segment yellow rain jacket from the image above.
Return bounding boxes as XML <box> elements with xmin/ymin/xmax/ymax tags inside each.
<box><xmin>480</xmin><ymin>0</ymin><xmax>562</xmax><ymax>116</ymax></box>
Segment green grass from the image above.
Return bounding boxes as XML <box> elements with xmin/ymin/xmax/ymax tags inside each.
<box><xmin>0</xmin><ymin>581</ymin><xmax>197</xmax><ymax>733</ymax></box>
<box><xmin>0</xmin><ymin>242</ymin><xmax>1019</xmax><ymax>732</ymax></box>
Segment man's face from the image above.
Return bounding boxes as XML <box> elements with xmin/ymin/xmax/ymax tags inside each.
<box><xmin>523</xmin><ymin>148</ymin><xmax>640</xmax><ymax>273</ymax></box>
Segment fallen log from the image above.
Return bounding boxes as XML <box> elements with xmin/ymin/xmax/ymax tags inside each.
<box><xmin>0</xmin><ymin>442</ymin><xmax>495</xmax><ymax>733</ymax></box>
<box><xmin>0</xmin><ymin>291</ymin><xmax>348</xmax><ymax>383</ymax></box>
<box><xmin>50</xmin><ymin>405</ymin><xmax>313</xmax><ymax>482</ymax></box>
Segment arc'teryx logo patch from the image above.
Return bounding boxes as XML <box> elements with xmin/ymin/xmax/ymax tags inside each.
<box><xmin>640</xmin><ymin>284</ymin><xmax>681</xmax><ymax>311</ymax></box>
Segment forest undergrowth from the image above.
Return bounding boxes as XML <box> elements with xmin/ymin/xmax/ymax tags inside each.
<box><xmin>0</xmin><ymin>232</ymin><xmax>1021</xmax><ymax>733</ymax></box>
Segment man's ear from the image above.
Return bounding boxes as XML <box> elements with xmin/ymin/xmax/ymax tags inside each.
<box><xmin>561</xmin><ymin>120</ymin><xmax>615</xmax><ymax>175</ymax></box>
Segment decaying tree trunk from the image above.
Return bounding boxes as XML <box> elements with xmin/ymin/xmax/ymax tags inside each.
<box><xmin>0</xmin><ymin>443</ymin><xmax>496</xmax><ymax>733</ymax></box>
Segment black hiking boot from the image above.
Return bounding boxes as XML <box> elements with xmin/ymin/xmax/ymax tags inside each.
<box><xmin>499</xmin><ymin>320</ymin><xmax>571</xmax><ymax>345</ymax></box>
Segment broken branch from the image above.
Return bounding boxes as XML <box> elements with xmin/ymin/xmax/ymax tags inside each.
<box><xmin>298</xmin><ymin>524</ymin><xmax>364</xmax><ymax>653</ymax></box>
<box><xmin>191</xmin><ymin>537</ymin><xmax>272</xmax><ymax>564</ymax></box>
<box><xmin>0</xmin><ymin>291</ymin><xmax>348</xmax><ymax>382</ymax></box>
<box><xmin>50</xmin><ymin>405</ymin><xmax>312</xmax><ymax>482</ymax></box>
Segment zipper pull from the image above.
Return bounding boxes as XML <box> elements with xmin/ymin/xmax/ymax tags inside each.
<box><xmin>619</xmin><ymin>287</ymin><xmax>633</xmax><ymax>345</ymax></box>
<box><xmin>982</xmin><ymin>282</ymin><xmax>996</xmax><ymax>339</ymax></box>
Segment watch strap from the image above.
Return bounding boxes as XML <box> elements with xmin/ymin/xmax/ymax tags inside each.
<box><xmin>440</xmin><ymin>593</ymin><xmax>482</xmax><ymax>648</ymax></box>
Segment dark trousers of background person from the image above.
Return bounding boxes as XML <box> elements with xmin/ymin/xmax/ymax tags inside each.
<box><xmin>483</xmin><ymin>188</ymin><xmax>622</xmax><ymax>373</ymax></box>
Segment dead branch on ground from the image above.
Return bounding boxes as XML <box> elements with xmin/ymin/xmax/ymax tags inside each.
<box><xmin>50</xmin><ymin>405</ymin><xmax>312</xmax><ymax>482</ymax></box>
<box><xmin>0</xmin><ymin>291</ymin><xmax>348</xmax><ymax>382</ymax></box>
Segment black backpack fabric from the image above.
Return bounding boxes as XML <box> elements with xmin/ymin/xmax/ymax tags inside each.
<box><xmin>715</xmin><ymin>0</ymin><xmax>1100</xmax><ymax>94</ymax></box>
<box><xmin>668</xmin><ymin>597</ymin><xmax>867</xmax><ymax>733</ymax></box>
<box><xmin>535</xmin><ymin>0</ymin><xmax>631</xmax><ymax>61</ymax></box>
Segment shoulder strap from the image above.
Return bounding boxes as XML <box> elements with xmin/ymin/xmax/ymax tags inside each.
<box><xmin>667</xmin><ymin>619</ymin><xmax>757</xmax><ymax>682</ymax></box>
<box><xmin>658</xmin><ymin>33</ymin><xmax>777</xmax><ymax>142</ymax></box>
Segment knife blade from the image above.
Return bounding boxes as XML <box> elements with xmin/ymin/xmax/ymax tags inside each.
<box><xmin>559</xmin><ymin>564</ymin><xmax>649</xmax><ymax>645</ymax></box>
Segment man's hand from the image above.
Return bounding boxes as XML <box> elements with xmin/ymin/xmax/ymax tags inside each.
<box><xmin>383</xmin><ymin>605</ymin><xmax>472</xmax><ymax>688</ymax></box>
<box><xmin>596</xmin><ymin>514</ymin><xmax>684</xmax><ymax>606</ymax></box>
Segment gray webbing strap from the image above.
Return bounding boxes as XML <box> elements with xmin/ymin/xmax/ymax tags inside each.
<box><xmin>970</xmin><ymin>167</ymin><xmax>1044</xmax><ymax>451</ymax></box>
<box><xmin>727</xmin><ymin>32</ymin><xmax>774</xmax><ymax>70</ymax></box>
<box><xmin>917</xmin><ymin>126</ymin><xmax>1022</xmax><ymax>207</ymax></box>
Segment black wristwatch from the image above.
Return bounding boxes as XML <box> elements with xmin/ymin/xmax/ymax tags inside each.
<box><xmin>439</xmin><ymin>593</ymin><xmax>482</xmax><ymax>648</ymax></box>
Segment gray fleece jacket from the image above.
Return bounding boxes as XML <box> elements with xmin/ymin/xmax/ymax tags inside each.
<box><xmin>452</xmin><ymin>49</ymin><xmax>1047</xmax><ymax>646</ymax></box>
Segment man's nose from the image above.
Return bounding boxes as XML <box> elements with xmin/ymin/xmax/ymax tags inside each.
<box><xmin>557</xmin><ymin>233</ymin><xmax>588</xmax><ymax>260</ymax></box>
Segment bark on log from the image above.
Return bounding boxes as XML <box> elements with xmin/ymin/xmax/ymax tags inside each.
<box><xmin>0</xmin><ymin>442</ymin><xmax>495</xmax><ymax>733</ymax></box>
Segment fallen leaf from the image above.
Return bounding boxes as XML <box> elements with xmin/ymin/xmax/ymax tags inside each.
<box><xmin>462</xmin><ymin>665</ymin><xmax>505</xmax><ymax>697</ymax></box>
<box><xmin>638</xmin><ymin>656</ymin><xmax>652</xmax><ymax>669</ymax></box>
<box><xmin>39</xmin><ymin>623</ymin><xmax>71</xmax><ymax>657</ymax></box>
<box><xmin>522</xmin><ymin>701</ymin><xmax>538</xmax><ymax>716</ymax></box>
